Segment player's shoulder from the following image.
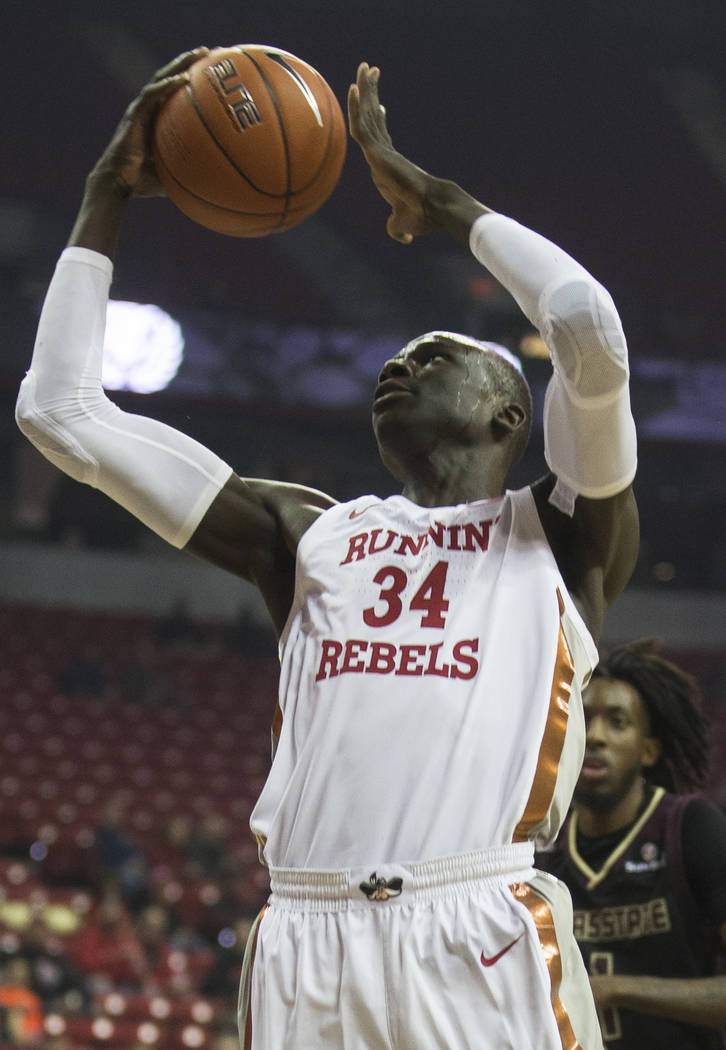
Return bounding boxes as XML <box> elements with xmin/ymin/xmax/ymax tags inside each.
<box><xmin>245</xmin><ymin>477</ymin><xmax>338</xmax><ymax>513</ymax></box>
<box><xmin>529</xmin><ymin>472</ymin><xmax>639</xmax><ymax>641</ymax></box>
<box><xmin>680</xmin><ymin>794</ymin><xmax>726</xmax><ymax>832</ymax></box>
<box><xmin>189</xmin><ymin>474</ymin><xmax>337</xmax><ymax>575</ymax></box>
<box><xmin>243</xmin><ymin>477</ymin><xmax>339</xmax><ymax>543</ymax></box>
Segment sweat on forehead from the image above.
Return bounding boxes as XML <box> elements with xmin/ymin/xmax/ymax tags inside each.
<box><xmin>403</xmin><ymin>331</ymin><xmax>524</xmax><ymax>374</ymax></box>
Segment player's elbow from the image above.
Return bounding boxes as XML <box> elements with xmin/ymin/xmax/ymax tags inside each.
<box><xmin>15</xmin><ymin>373</ymin><xmax>47</xmax><ymax>447</ymax></box>
<box><xmin>16</xmin><ymin>373</ymin><xmax>33</xmax><ymax>428</ymax></box>
<box><xmin>15</xmin><ymin>371</ymin><xmax>95</xmax><ymax>483</ymax></box>
<box><xmin>543</xmin><ymin>277</ymin><xmax>629</xmax><ymax>400</ymax></box>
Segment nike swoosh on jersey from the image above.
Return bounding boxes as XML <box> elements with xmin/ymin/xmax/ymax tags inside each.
<box><xmin>480</xmin><ymin>932</ymin><xmax>523</xmax><ymax>967</ymax></box>
<box><xmin>349</xmin><ymin>503</ymin><xmax>378</xmax><ymax>520</ymax></box>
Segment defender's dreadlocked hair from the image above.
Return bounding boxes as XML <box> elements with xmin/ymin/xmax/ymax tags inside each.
<box><xmin>593</xmin><ymin>638</ymin><xmax>710</xmax><ymax>793</ymax></box>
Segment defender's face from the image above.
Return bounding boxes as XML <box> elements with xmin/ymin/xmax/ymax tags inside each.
<box><xmin>575</xmin><ymin>677</ymin><xmax>656</xmax><ymax>812</ymax></box>
<box><xmin>371</xmin><ymin>335</ymin><xmax>500</xmax><ymax>468</ymax></box>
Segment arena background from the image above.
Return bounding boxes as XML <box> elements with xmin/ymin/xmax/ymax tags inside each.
<box><xmin>1</xmin><ymin>2</ymin><xmax>725</xmax><ymax>1047</ymax></box>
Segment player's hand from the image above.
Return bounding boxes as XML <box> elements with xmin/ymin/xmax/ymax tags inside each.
<box><xmin>348</xmin><ymin>62</ymin><xmax>439</xmax><ymax>243</ymax></box>
<box><xmin>89</xmin><ymin>48</ymin><xmax>208</xmax><ymax>198</ymax></box>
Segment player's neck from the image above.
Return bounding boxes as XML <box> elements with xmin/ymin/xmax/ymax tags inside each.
<box><xmin>575</xmin><ymin>776</ymin><xmax>647</xmax><ymax>838</ymax></box>
<box><xmin>399</xmin><ymin>447</ymin><xmax>508</xmax><ymax>507</ymax></box>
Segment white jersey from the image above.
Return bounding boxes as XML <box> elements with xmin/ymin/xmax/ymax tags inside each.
<box><xmin>250</xmin><ymin>487</ymin><xmax>598</xmax><ymax>871</ymax></box>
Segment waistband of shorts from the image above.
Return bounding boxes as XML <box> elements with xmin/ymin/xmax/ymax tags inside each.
<box><xmin>268</xmin><ymin>842</ymin><xmax>535</xmax><ymax>909</ymax></box>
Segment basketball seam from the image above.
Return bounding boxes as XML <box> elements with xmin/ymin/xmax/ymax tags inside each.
<box><xmin>288</xmin><ymin>89</ymin><xmax>344</xmax><ymax>196</ymax></box>
<box><xmin>242</xmin><ymin>50</ymin><xmax>292</xmax><ymax>229</ymax></box>
<box><xmin>317</xmin><ymin>91</ymin><xmax>341</xmax><ymax>191</ymax></box>
<box><xmin>155</xmin><ymin>147</ymin><xmax>317</xmax><ymax>219</ymax></box>
<box><xmin>156</xmin><ymin>149</ymin><xmax>321</xmax><ymax>228</ymax></box>
<box><xmin>239</xmin><ymin>51</ymin><xmax>342</xmax><ymax>212</ymax></box>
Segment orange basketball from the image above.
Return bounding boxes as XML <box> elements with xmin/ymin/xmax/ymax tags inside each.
<box><xmin>153</xmin><ymin>45</ymin><xmax>347</xmax><ymax>237</ymax></box>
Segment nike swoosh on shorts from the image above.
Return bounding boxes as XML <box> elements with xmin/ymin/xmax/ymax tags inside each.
<box><xmin>480</xmin><ymin>932</ymin><xmax>524</xmax><ymax>967</ymax></box>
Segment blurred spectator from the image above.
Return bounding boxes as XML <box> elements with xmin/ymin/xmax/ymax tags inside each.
<box><xmin>93</xmin><ymin>798</ymin><xmax>150</xmax><ymax>910</ymax></box>
<box><xmin>133</xmin><ymin>903</ymin><xmax>172</xmax><ymax>991</ymax></box>
<box><xmin>134</xmin><ymin>903</ymin><xmax>213</xmax><ymax>994</ymax></box>
<box><xmin>58</xmin><ymin>644</ymin><xmax>107</xmax><ymax>699</ymax></box>
<box><xmin>163</xmin><ymin>814</ymin><xmax>193</xmax><ymax>858</ymax></box>
<box><xmin>14</xmin><ymin>917</ymin><xmax>88</xmax><ymax>1014</ymax></box>
<box><xmin>185</xmin><ymin>813</ymin><xmax>229</xmax><ymax>879</ymax></box>
<box><xmin>67</xmin><ymin>881</ymin><xmax>146</xmax><ymax>991</ymax></box>
<box><xmin>0</xmin><ymin>957</ymin><xmax>44</xmax><ymax>1045</ymax></box>
<box><xmin>184</xmin><ymin>859</ymin><xmax>265</xmax><ymax>944</ymax></box>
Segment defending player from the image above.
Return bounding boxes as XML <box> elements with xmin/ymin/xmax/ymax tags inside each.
<box><xmin>537</xmin><ymin>640</ymin><xmax>726</xmax><ymax>1049</ymax></box>
<box><xmin>16</xmin><ymin>52</ymin><xmax>639</xmax><ymax>1049</ymax></box>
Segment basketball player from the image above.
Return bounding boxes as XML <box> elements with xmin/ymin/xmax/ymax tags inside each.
<box><xmin>16</xmin><ymin>51</ymin><xmax>640</xmax><ymax>1049</ymax></box>
<box><xmin>537</xmin><ymin>640</ymin><xmax>726</xmax><ymax>1049</ymax></box>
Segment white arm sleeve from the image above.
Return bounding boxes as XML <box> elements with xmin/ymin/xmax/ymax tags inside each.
<box><xmin>15</xmin><ymin>247</ymin><xmax>233</xmax><ymax>548</ymax></box>
<box><xmin>469</xmin><ymin>212</ymin><xmax>637</xmax><ymax>514</ymax></box>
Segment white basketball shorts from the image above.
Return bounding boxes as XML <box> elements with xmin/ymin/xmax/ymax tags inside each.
<box><xmin>238</xmin><ymin>844</ymin><xmax>602</xmax><ymax>1050</ymax></box>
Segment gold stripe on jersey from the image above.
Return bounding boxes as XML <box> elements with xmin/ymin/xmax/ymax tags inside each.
<box><xmin>511</xmin><ymin>882</ymin><xmax>583</xmax><ymax>1050</ymax></box>
<box><xmin>513</xmin><ymin>590</ymin><xmax>575</xmax><ymax>842</ymax></box>
<box><xmin>568</xmin><ymin>786</ymin><xmax>666</xmax><ymax>890</ymax></box>
<box><xmin>241</xmin><ymin>904</ymin><xmax>269</xmax><ymax>1050</ymax></box>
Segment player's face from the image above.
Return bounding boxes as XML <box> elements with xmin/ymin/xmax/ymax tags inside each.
<box><xmin>575</xmin><ymin>677</ymin><xmax>658</xmax><ymax>813</ymax></box>
<box><xmin>371</xmin><ymin>335</ymin><xmax>500</xmax><ymax>474</ymax></box>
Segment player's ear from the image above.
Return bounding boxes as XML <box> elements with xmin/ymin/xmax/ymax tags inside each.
<box><xmin>641</xmin><ymin>736</ymin><xmax>661</xmax><ymax>769</ymax></box>
<box><xmin>494</xmin><ymin>402</ymin><xmax>527</xmax><ymax>435</ymax></box>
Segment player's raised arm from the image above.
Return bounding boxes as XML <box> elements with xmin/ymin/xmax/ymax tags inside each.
<box><xmin>68</xmin><ymin>49</ymin><xmax>207</xmax><ymax>260</ymax></box>
<box><xmin>15</xmin><ymin>51</ymin><xmax>334</xmax><ymax>630</ymax></box>
<box><xmin>350</xmin><ymin>61</ymin><xmax>639</xmax><ymax>637</ymax></box>
<box><xmin>348</xmin><ymin>62</ymin><xmax>487</xmax><ymax>245</ymax></box>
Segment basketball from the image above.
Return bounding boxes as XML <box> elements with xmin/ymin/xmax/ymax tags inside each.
<box><xmin>153</xmin><ymin>45</ymin><xmax>347</xmax><ymax>237</ymax></box>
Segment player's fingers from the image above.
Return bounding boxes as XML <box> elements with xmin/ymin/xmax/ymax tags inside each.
<box><xmin>386</xmin><ymin>213</ymin><xmax>413</xmax><ymax>244</ymax></box>
<box><xmin>348</xmin><ymin>83</ymin><xmax>378</xmax><ymax>146</ymax></box>
<box><xmin>131</xmin><ymin>72</ymin><xmax>189</xmax><ymax>120</ymax></box>
<box><xmin>347</xmin><ymin>91</ymin><xmax>366</xmax><ymax>148</ymax></box>
<box><xmin>355</xmin><ymin>62</ymin><xmax>370</xmax><ymax>89</ymax></box>
<box><xmin>357</xmin><ymin>62</ymin><xmax>380</xmax><ymax>103</ymax></box>
<box><xmin>146</xmin><ymin>72</ymin><xmax>190</xmax><ymax>99</ymax></box>
<box><xmin>152</xmin><ymin>47</ymin><xmax>209</xmax><ymax>83</ymax></box>
<box><xmin>351</xmin><ymin>69</ymin><xmax>386</xmax><ymax>141</ymax></box>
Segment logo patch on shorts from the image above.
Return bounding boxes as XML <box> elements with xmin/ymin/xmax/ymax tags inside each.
<box><xmin>359</xmin><ymin>872</ymin><xmax>403</xmax><ymax>901</ymax></box>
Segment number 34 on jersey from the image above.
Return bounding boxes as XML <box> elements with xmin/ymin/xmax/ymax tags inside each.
<box><xmin>315</xmin><ymin>558</ymin><xmax>479</xmax><ymax>683</ymax></box>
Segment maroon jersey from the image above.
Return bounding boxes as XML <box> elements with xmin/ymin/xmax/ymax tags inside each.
<box><xmin>538</xmin><ymin>788</ymin><xmax>726</xmax><ymax>1050</ymax></box>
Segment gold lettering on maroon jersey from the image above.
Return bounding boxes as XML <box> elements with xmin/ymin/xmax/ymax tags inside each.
<box><xmin>590</xmin><ymin>952</ymin><xmax>622</xmax><ymax>1040</ymax></box>
<box><xmin>574</xmin><ymin>898</ymin><xmax>672</xmax><ymax>942</ymax></box>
